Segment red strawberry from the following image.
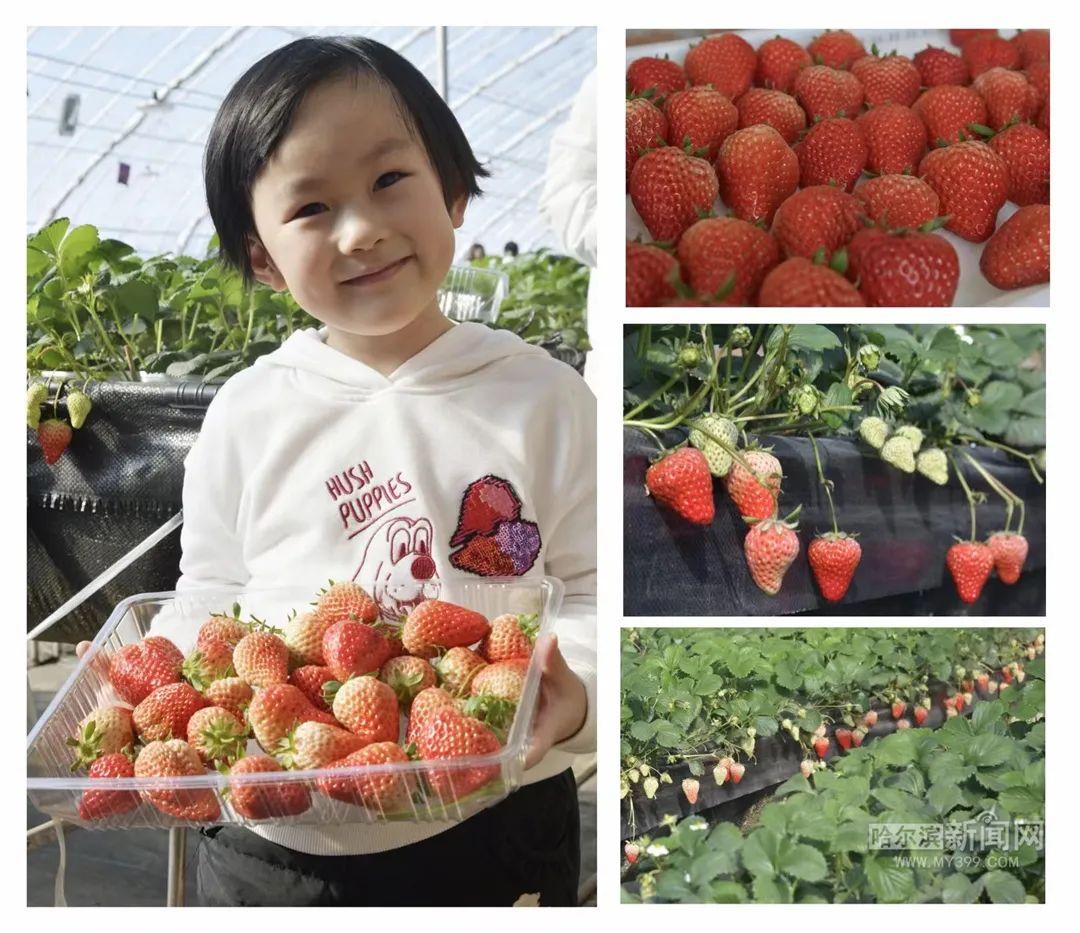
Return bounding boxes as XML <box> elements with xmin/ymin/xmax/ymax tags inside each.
<box><xmin>625</xmin><ymin>842</ymin><xmax>640</xmax><ymax>864</ymax></box>
<box><xmin>962</xmin><ymin>34</ymin><xmax>1020</xmax><ymax>78</ymax></box>
<box><xmin>331</xmin><ymin>676</ymin><xmax>399</xmax><ymax>745</ymax></box>
<box><xmin>196</xmin><ymin>612</ymin><xmax>248</xmax><ymax>651</ymax></box>
<box><xmin>851</xmin><ymin>50</ymin><xmax>920</xmax><ymax>107</ymax></box>
<box><xmin>728</xmin><ymin>762</ymin><xmax>745</xmax><ymax>784</ymax></box>
<box><xmin>855</xmin><ymin>103</ymin><xmax>927</xmax><ymax>175</ymax></box>
<box><xmin>851</xmin><ymin>728</ymin><xmax>866</xmax><ymax>747</ymax></box>
<box><xmin>1011</xmin><ymin>30</ymin><xmax>1050</xmax><ymax>68</ymax></box>
<box><xmin>663</xmin><ymin>86</ymin><xmax>738</xmax><ymax>162</ymax></box>
<box><xmin>626</xmin><ymin>240</ymin><xmax>680</xmax><ymax>307</ymax></box>
<box><xmin>401</xmin><ymin>600</ymin><xmax>491</xmax><ymax>658</ymax></box>
<box><xmin>275</xmin><ymin>720</ymin><xmax>367</xmax><ymax>771</ymax></box>
<box><xmin>68</xmin><ymin>706</ymin><xmax>135</xmax><ymax>771</ymax></box>
<box><xmin>744</xmin><ymin>516</ymin><xmax>800</xmax><ymax>596</ymax></box>
<box><xmin>736</xmin><ymin>88</ymin><xmax>806</xmax><ymax>143</ymax></box>
<box><xmin>846</xmin><ymin>227</ymin><xmax>959</xmax><ymax>306</ymax></box>
<box><xmin>946</xmin><ymin>541</ymin><xmax>996</xmax><ymax>603</ymax></box>
<box><xmin>854</xmin><ymin>174</ymin><xmax>940</xmax><ymax>230</ymax></box>
<box><xmin>912</xmin><ymin>85</ymin><xmax>989</xmax><ymax>146</ymax></box>
<box><xmin>185</xmin><ymin>705</ymin><xmax>247</xmax><ymax>766</ymax></box>
<box><xmin>37</xmin><ymin>418</ymin><xmax>72</xmax><ymax>464</ymax></box>
<box><xmin>629</xmin><ymin>146</ymin><xmax>719</xmax><ymax>243</ymax></box>
<box><xmin>988</xmin><ymin>124</ymin><xmax>1050</xmax><ymax>206</ymax></box>
<box><xmin>435</xmin><ymin>646</ymin><xmax>488</xmax><ymax>697</ymax></box>
<box><xmin>950</xmin><ymin>30</ymin><xmax>998</xmax><ymax>48</ymax></box>
<box><xmin>282</xmin><ymin>610</ymin><xmax>334</xmax><ymax>667</ymax></box>
<box><xmin>108</xmin><ymin>636</ymin><xmax>184</xmax><ymax>706</ymax></box>
<box><xmin>479</xmin><ymin>613</ymin><xmax>537</xmax><ymax>663</ymax></box>
<box><xmin>132</xmin><ymin>682</ymin><xmax>207</xmax><ymax>743</ymax></box>
<box><xmin>322</xmin><ymin>620</ymin><xmax>387</xmax><ymax>680</ymax></box>
<box><xmin>972</xmin><ymin>67</ymin><xmax>1040</xmax><ymax>130</ymax></box>
<box><xmin>181</xmin><ymin>637</ymin><xmax>234</xmax><ymax>692</ymax></box>
<box><xmin>807</xmin><ymin>30</ymin><xmax>866</xmax><ymax>70</ymax></box>
<box><xmin>863</xmin><ymin>710</ymin><xmax>878</xmax><ymax>728</ymax></box>
<box><xmin>645</xmin><ymin>448</ymin><xmax>715</xmax><ymax>525</ymax></box>
<box><xmin>987</xmin><ymin>531</ymin><xmax>1029</xmax><ymax>585</ymax></box>
<box><xmin>977</xmin><ymin>672</ymin><xmax>990</xmax><ymax>691</ymax></box>
<box><xmin>725</xmin><ymin>449</ymin><xmax>783</xmax><ymax>520</ymax></box>
<box><xmin>316</xmin><ymin>742</ymin><xmax>414</xmax><ymax>810</ymax></box>
<box><xmin>715</xmin><ymin>125</ymin><xmax>799</xmax><ymax>225</ymax></box>
<box><xmin>1001</xmin><ymin>665</ymin><xmax>1014</xmax><ymax>684</ymax></box>
<box><xmin>470</xmin><ymin>658</ymin><xmax>530</xmax><ymax>702</ymax></box>
<box><xmin>795</xmin><ymin>117</ymin><xmax>867</xmax><ymax>191</ymax></box>
<box><xmin>676</xmin><ymin>216</ymin><xmax>780</xmax><ymax>304</ymax></box>
<box><xmin>955</xmin><ymin>693</ymin><xmax>967</xmax><ymax>713</ymax></box>
<box><xmin>771</xmin><ymin>185</ymin><xmax>865</xmax><ymax>260</ymax></box>
<box><xmin>289</xmin><ymin>664</ymin><xmax>338</xmax><ymax>712</ymax></box>
<box><xmin>807</xmin><ymin>532</ymin><xmax>863</xmax><ymax>602</ymax></box>
<box><xmin>758</xmin><ymin>257</ymin><xmax>864</xmax><ymax>307</ymax></box>
<box><xmin>813</xmin><ymin>736</ymin><xmax>830</xmax><ymax>759</ymax></box>
<box><xmin>943</xmin><ymin>695</ymin><xmax>957</xmax><ymax>710</ymax></box>
<box><xmin>232</xmin><ymin>631</ymin><xmax>290</xmax><ymax>687</ymax></box>
<box><xmin>914</xmin><ymin>706</ymin><xmax>929</xmax><ymax>726</ymax></box>
<box><xmin>913</xmin><ymin>46</ymin><xmax>969</xmax><ymax>87</ymax></box>
<box><xmin>449</xmin><ymin>476</ymin><xmax>521</xmax><ymax>547</ymax></box>
<box><xmin>626</xmin><ymin>98</ymin><xmax>668</xmax><ymax>189</ymax></box>
<box><xmin>684</xmin><ymin>33</ymin><xmax>757</xmax><ymax>100</ymax></box>
<box><xmin>793</xmin><ymin>65</ymin><xmax>865</xmax><ymax>122</ymax></box>
<box><xmin>228</xmin><ymin>754</ymin><xmax>311</xmax><ymax>819</ymax></box>
<box><xmin>134</xmin><ymin>739</ymin><xmax>220</xmax><ymax>821</ymax></box>
<box><xmin>891</xmin><ymin>701</ymin><xmax>907</xmax><ymax>719</ymax></box>
<box><xmin>1024</xmin><ymin>61</ymin><xmax>1050</xmax><ymax>110</ymax></box>
<box><xmin>919</xmin><ymin>141</ymin><xmax>1009</xmax><ymax>242</ymax></box>
<box><xmin>405</xmin><ymin>686</ymin><xmax>459</xmax><ymax>745</ymax></box>
<box><xmin>979</xmin><ymin>204</ymin><xmax>1049</xmax><ymax>289</ymax></box>
<box><xmin>313</xmin><ymin>580</ymin><xmax>379</xmax><ymax>626</ymax></box>
<box><xmin>379</xmin><ymin>655</ymin><xmax>437</xmax><ymax>707</ymax></box>
<box><xmin>247</xmin><ymin>683</ymin><xmax>337</xmax><ymax>752</ymax></box>
<box><xmin>414</xmin><ymin>707</ymin><xmax>501</xmax><ymax>800</ymax></box>
<box><xmin>626</xmin><ymin>56</ymin><xmax>687</xmax><ymax>104</ymax></box>
<box><xmin>755</xmin><ymin>36</ymin><xmax>812</xmax><ymax>92</ymax></box>
<box><xmin>77</xmin><ymin>752</ymin><xmax>140</xmax><ymax>821</ymax></box>
<box><xmin>203</xmin><ymin>677</ymin><xmax>253</xmax><ymax>721</ymax></box>
<box><xmin>681</xmin><ymin>777</ymin><xmax>700</xmax><ymax>805</ymax></box>
<box><xmin>834</xmin><ymin>728</ymin><xmax>853</xmax><ymax>751</ymax></box>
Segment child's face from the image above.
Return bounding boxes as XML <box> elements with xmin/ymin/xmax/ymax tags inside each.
<box><xmin>248</xmin><ymin>76</ymin><xmax>466</xmax><ymax>337</ymax></box>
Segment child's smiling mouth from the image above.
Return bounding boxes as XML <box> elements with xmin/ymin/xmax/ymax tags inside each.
<box><xmin>340</xmin><ymin>256</ymin><xmax>412</xmax><ymax>287</ymax></box>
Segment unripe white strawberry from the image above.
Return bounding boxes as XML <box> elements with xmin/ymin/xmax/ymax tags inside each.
<box><xmin>713</xmin><ymin>764</ymin><xmax>729</xmax><ymax>785</ymax></box>
<box><xmin>800</xmin><ymin>759</ymin><xmax>814</xmax><ymax>778</ymax></box>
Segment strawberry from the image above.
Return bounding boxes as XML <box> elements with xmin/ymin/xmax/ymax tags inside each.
<box><xmin>977</xmin><ymin>672</ymin><xmax>990</xmax><ymax>691</ymax></box>
<box><xmin>401</xmin><ymin>599</ymin><xmax>491</xmax><ymax>658</ymax></box>
<box><xmin>283</xmin><ymin>610</ymin><xmax>334</xmax><ymax>668</ymax></box>
<box><xmin>835</xmin><ymin>728</ymin><xmax>853</xmax><ymax>751</ymax></box>
<box><xmin>736</xmin><ymin>88</ymin><xmax>806</xmax><ymax>143</ymax></box>
<box><xmin>289</xmin><ymin>664</ymin><xmax>338</xmax><ymax>712</ymax></box>
<box><xmin>626</xmin><ymin>56</ymin><xmax>687</xmax><ymax>104</ymax></box>
<box><xmin>891</xmin><ymin>701</ymin><xmax>907</xmax><ymax>719</ymax></box>
<box><xmin>134</xmin><ymin>739</ymin><xmax>220</xmax><ymax>821</ymax></box>
<box><xmin>715</xmin><ymin>125</ymin><xmax>799</xmax><ymax>225</ymax></box>
<box><xmin>859</xmin><ymin>417</ymin><xmax>889</xmax><ymax>450</ymax></box>
<box><xmin>247</xmin><ymin>683</ymin><xmax>337</xmax><ymax>752</ymax></box>
<box><xmin>689</xmin><ymin>414</ymin><xmax>740</xmax><ymax>477</ymax></box>
<box><xmin>681</xmin><ymin>777</ymin><xmax>700</xmax><ymax>805</ymax></box>
<box><xmin>181</xmin><ymin>637</ymin><xmax>234</xmax><ymax>692</ymax></box>
<box><xmin>629</xmin><ymin>146</ymin><xmax>719</xmax><ymax>243</ymax></box>
<box><xmin>854</xmin><ymin>174</ymin><xmax>941</xmax><ymax>231</ymax></box>
<box><xmin>37</xmin><ymin>418</ymin><xmax>72</xmax><ymax>465</ymax></box>
<box><xmin>625</xmin><ymin>842</ymin><xmax>640</xmax><ymax>864</ymax></box>
<box><xmin>987</xmin><ymin>531</ymin><xmax>1029</xmax><ymax>585</ymax></box>
<box><xmin>232</xmin><ymin>631</ymin><xmax>290</xmax><ymax>687</ymax></box>
<box><xmin>756</xmin><ymin>36</ymin><xmax>812</xmax><ymax>93</ymax></box>
<box><xmin>725</xmin><ymin>448</ymin><xmax>783</xmax><ymax>520</ymax></box>
<box><xmin>962</xmin><ymin>34</ymin><xmax>1020</xmax><ymax>77</ymax></box>
<box><xmin>946</xmin><ymin>541</ymin><xmax>996</xmax><ymax>603</ymax></box>
<box><xmin>196</xmin><ymin>612</ymin><xmax>248</xmax><ymax>651</ymax></box>
<box><xmin>133</xmin><ymin>682</ymin><xmax>207</xmax><ymax>743</ymax></box>
<box><xmin>744</xmin><ymin>515</ymin><xmax>800</xmax><ymax>595</ymax></box>
<box><xmin>435</xmin><ymin>646</ymin><xmax>488</xmax><ymax>697</ymax></box>
<box><xmin>76</xmin><ymin>752</ymin><xmax>140</xmax><ymax>821</ymax></box>
<box><xmin>851</xmin><ymin>728</ymin><xmax>866</xmax><ymax>747</ymax></box>
<box><xmin>807</xmin><ymin>30</ymin><xmax>867</xmax><ymax>70</ymax></box>
<box><xmin>1011</xmin><ymin>30</ymin><xmax>1050</xmax><ymax>68</ymax></box>
<box><xmin>914</xmin><ymin>706</ymin><xmax>929</xmax><ymax>726</ymax></box>
<box><xmin>863</xmin><ymin>710</ymin><xmax>878</xmax><ymax>728</ymax></box>
<box><xmin>313</xmin><ymin>580</ymin><xmax>379</xmax><ymax>626</ymax></box>
<box><xmin>846</xmin><ymin>227</ymin><xmax>959</xmax><ymax>306</ymax></box>
<box><xmin>913</xmin><ymin>46</ymin><xmax>969</xmax><ymax>87</ymax></box>
<box><xmin>379</xmin><ymin>655</ymin><xmax>437</xmax><ymax>706</ymax></box>
<box><xmin>414</xmin><ymin>706</ymin><xmax>501</xmax><ymax>800</ymax></box>
<box><xmin>758</xmin><ymin>257</ymin><xmax>864</xmax><ymax>307</ymax></box>
<box><xmin>1001</xmin><ymin>665</ymin><xmax>1014</xmax><ymax>684</ymax></box>
<box><xmin>979</xmin><ymin>204</ymin><xmax>1049</xmax><ymax>289</ymax></box>
<box><xmin>684</xmin><ymin>33</ymin><xmax>756</xmax><ymax>100</ymax></box>
<box><xmin>896</xmin><ymin>718</ymin><xmax>911</xmax><ymax>730</ymax></box>
<box><xmin>186</xmin><ymin>705</ymin><xmax>247</xmax><ymax>766</ymax></box>
<box><xmin>793</xmin><ymin>65</ymin><xmax>864</xmax><ymax>121</ymax></box>
<box><xmin>275</xmin><ymin>721</ymin><xmax>367</xmax><ymax>771</ymax></box>
<box><xmin>851</xmin><ymin>50</ymin><xmax>920</xmax><ymax>107</ymax></box>
<box><xmin>894</xmin><ymin>425</ymin><xmax>923</xmax><ymax>451</ymax></box>
<box><xmin>950</xmin><ymin>30</ymin><xmax>998</xmax><ymax>48</ymax></box>
<box><xmin>881</xmin><ymin>435</ymin><xmax>916</xmax><ymax>473</ymax></box>
<box><xmin>972</xmin><ymin>67</ymin><xmax>1040</xmax><ymax>130</ymax></box>
<box><xmin>771</xmin><ymin>185</ymin><xmax>865</xmax><ymax>259</ymax></box>
<box><xmin>331</xmin><ymin>676</ymin><xmax>400</xmax><ymax>745</ymax></box>
<box><xmin>663</xmin><ymin>86</ymin><xmax>738</xmax><ymax>162</ymax></box>
<box><xmin>227</xmin><ymin>754</ymin><xmax>311</xmax><ymax>819</ymax></box>
<box><xmin>813</xmin><ymin>737</ymin><xmax>829</xmax><ymax>759</ymax></box>
<box><xmin>800</xmin><ymin>760</ymin><xmax>814</xmax><ymax>778</ymax></box>
<box><xmin>66</xmin><ymin>389</ymin><xmax>92</xmax><ymax>429</ymax></box>
<box><xmin>728</xmin><ymin>762</ymin><xmax>745</xmax><ymax>784</ymax></box>
<box><xmin>316</xmin><ymin>742</ymin><xmax>414</xmax><ymax>811</ymax></box>
<box><xmin>808</xmin><ymin>532</ymin><xmax>862</xmax><ymax>602</ymax></box>
<box><xmin>405</xmin><ymin>686</ymin><xmax>459</xmax><ymax>745</ymax></box>
<box><xmin>322</xmin><ymin>619</ymin><xmax>387</xmax><ymax>679</ymax></box>
<box><xmin>203</xmin><ymin>677</ymin><xmax>253</xmax><ymax>720</ymax></box>
<box><xmin>644</xmin><ymin>447</ymin><xmax>715</xmax><ymax>525</ymax></box>
<box><xmin>480</xmin><ymin>613</ymin><xmax>538</xmax><ymax>663</ymax></box>
<box><xmin>912</xmin><ymin>85</ymin><xmax>988</xmax><ymax>146</ymax></box>
<box><xmin>855</xmin><ymin>103</ymin><xmax>927</xmax><ymax>175</ymax></box>
<box><xmin>1037</xmin><ymin>97</ymin><xmax>1050</xmax><ymax>133</ymax></box>
<box><xmin>916</xmin><ymin>448</ymin><xmax>950</xmax><ymax>485</ymax></box>
<box><xmin>676</xmin><ymin>216</ymin><xmax>780</xmax><ymax>305</ymax></box>
<box><xmin>626</xmin><ymin>241</ymin><xmax>680</xmax><ymax>306</ymax></box>
<box><xmin>1024</xmin><ymin>61</ymin><xmax>1050</xmax><ymax>110</ymax></box>
<box><xmin>26</xmin><ymin>382</ymin><xmax>47</xmax><ymax>429</ymax></box>
<box><xmin>626</xmin><ymin>98</ymin><xmax>668</xmax><ymax>189</ymax></box>
<box><xmin>470</xmin><ymin>658</ymin><xmax>529</xmax><ymax>703</ymax></box>
<box><xmin>795</xmin><ymin>117</ymin><xmax>867</xmax><ymax>191</ymax></box>
<box><xmin>987</xmin><ymin>124</ymin><xmax>1050</xmax><ymax>206</ymax></box>
<box><xmin>713</xmin><ymin>763</ymin><xmax>729</xmax><ymax>785</ymax></box>
<box><xmin>67</xmin><ymin>706</ymin><xmax>134</xmax><ymax>771</ymax></box>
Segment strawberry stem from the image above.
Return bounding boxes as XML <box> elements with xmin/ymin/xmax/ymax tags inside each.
<box><xmin>957</xmin><ymin>435</ymin><xmax>1043</xmax><ymax>485</ymax></box>
<box><xmin>808</xmin><ymin>432</ymin><xmax>839</xmax><ymax>536</ymax></box>
<box><xmin>962</xmin><ymin>451</ymin><xmax>1025</xmax><ymax>536</ymax></box>
<box><xmin>624</xmin><ymin>372</ymin><xmax>681</xmax><ymax>421</ymax></box>
<box><xmin>949</xmin><ymin>450</ymin><xmax>979</xmax><ymax>542</ymax></box>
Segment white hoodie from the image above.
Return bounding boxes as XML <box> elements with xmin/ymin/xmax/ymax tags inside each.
<box><xmin>168</xmin><ymin>321</ymin><xmax>596</xmax><ymax>855</ymax></box>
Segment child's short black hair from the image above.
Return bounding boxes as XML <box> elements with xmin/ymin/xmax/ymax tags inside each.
<box><xmin>204</xmin><ymin>35</ymin><xmax>489</xmax><ymax>287</ymax></box>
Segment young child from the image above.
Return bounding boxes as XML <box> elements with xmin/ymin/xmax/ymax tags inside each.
<box><xmin>154</xmin><ymin>35</ymin><xmax>593</xmax><ymax>906</ymax></box>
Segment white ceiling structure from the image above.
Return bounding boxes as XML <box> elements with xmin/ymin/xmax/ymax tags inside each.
<box><xmin>26</xmin><ymin>25</ymin><xmax>595</xmax><ymax>262</ymax></box>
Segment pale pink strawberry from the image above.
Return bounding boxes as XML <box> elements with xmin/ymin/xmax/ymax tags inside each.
<box><xmin>232</xmin><ymin>631</ymin><xmax>290</xmax><ymax>688</ymax></box>
<box><xmin>246</xmin><ymin>683</ymin><xmax>337</xmax><ymax>752</ymax></box>
<box><xmin>435</xmin><ymin>647</ymin><xmax>488</xmax><ymax>697</ymax></box>
<box><xmin>331</xmin><ymin>676</ymin><xmax>400</xmax><ymax>745</ymax></box>
<box><xmin>275</xmin><ymin>720</ymin><xmax>368</xmax><ymax>771</ymax></box>
<box><xmin>134</xmin><ymin>740</ymin><xmax>220</xmax><ymax>821</ymax></box>
<box><xmin>203</xmin><ymin>677</ymin><xmax>254</xmax><ymax>721</ymax></box>
<box><xmin>316</xmin><ymin>742</ymin><xmax>415</xmax><ymax>811</ymax></box>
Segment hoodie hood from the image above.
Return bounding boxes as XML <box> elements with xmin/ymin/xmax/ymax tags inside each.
<box><xmin>254</xmin><ymin>321</ymin><xmax>548</xmax><ymax>397</ymax></box>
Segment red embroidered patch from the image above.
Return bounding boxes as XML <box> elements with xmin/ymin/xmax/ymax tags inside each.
<box><xmin>448</xmin><ymin>476</ymin><xmax>541</xmax><ymax>577</ymax></box>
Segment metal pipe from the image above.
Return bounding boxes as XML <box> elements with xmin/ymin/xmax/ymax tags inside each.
<box><xmin>166</xmin><ymin>827</ymin><xmax>187</xmax><ymax>906</ymax></box>
<box><xmin>436</xmin><ymin>27</ymin><xmax>448</xmax><ymax>100</ymax></box>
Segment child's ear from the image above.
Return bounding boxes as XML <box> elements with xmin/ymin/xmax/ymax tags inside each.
<box><xmin>449</xmin><ymin>193</ymin><xmax>468</xmax><ymax>229</ymax></box>
<box><xmin>248</xmin><ymin>236</ymin><xmax>287</xmax><ymax>291</ymax></box>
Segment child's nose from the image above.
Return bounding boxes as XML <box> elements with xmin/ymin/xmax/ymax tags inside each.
<box><xmin>337</xmin><ymin>207</ymin><xmax>387</xmax><ymax>253</ymax></box>
<box><xmin>411</xmin><ymin>555</ymin><xmax>436</xmax><ymax>580</ymax></box>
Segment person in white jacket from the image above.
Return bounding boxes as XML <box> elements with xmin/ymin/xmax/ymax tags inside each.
<box><xmin>75</xmin><ymin>35</ymin><xmax>596</xmax><ymax>907</ymax></box>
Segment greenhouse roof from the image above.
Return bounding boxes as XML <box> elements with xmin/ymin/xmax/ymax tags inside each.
<box><xmin>27</xmin><ymin>25</ymin><xmax>595</xmax><ymax>262</ymax></box>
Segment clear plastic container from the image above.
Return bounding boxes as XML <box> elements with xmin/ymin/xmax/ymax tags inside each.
<box><xmin>27</xmin><ymin>576</ymin><xmax>562</xmax><ymax>830</ymax></box>
<box><xmin>436</xmin><ymin>265</ymin><xmax>509</xmax><ymax>323</ymax></box>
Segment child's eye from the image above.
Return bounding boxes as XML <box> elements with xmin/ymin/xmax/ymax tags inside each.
<box><xmin>374</xmin><ymin>171</ymin><xmax>406</xmax><ymax>190</ymax></box>
<box><xmin>293</xmin><ymin>202</ymin><xmax>326</xmax><ymax>219</ymax></box>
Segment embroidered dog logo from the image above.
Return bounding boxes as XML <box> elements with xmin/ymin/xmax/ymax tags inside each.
<box><xmin>355</xmin><ymin>514</ymin><xmax>441</xmax><ymax>619</ymax></box>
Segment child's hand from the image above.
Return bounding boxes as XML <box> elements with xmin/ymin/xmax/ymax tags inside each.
<box><xmin>524</xmin><ymin>634</ymin><xmax>588</xmax><ymax>770</ymax></box>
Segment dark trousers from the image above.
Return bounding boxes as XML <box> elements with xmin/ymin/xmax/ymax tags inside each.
<box><xmin>196</xmin><ymin>768</ymin><xmax>581</xmax><ymax>906</ymax></box>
